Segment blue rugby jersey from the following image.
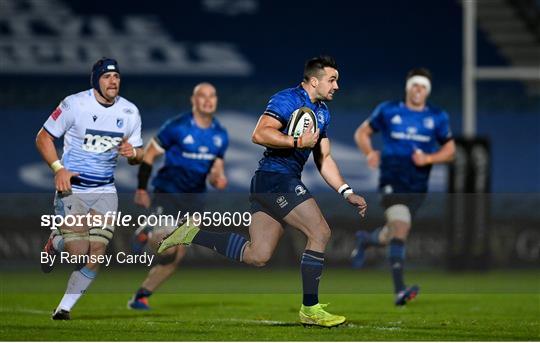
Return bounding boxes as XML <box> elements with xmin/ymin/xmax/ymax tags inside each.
<box><xmin>257</xmin><ymin>85</ymin><xmax>330</xmax><ymax>177</ymax></box>
<box><xmin>152</xmin><ymin>112</ymin><xmax>228</xmax><ymax>193</ymax></box>
<box><xmin>368</xmin><ymin>100</ymin><xmax>452</xmax><ymax>193</ymax></box>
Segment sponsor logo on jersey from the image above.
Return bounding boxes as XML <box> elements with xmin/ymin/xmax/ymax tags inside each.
<box><xmin>116</xmin><ymin>118</ymin><xmax>124</xmax><ymax>128</ymax></box>
<box><xmin>295</xmin><ymin>185</ymin><xmax>306</xmax><ymax>196</ymax></box>
<box><xmin>60</xmin><ymin>100</ymin><xmax>70</xmax><ymax>110</ymax></box>
<box><xmin>390</xmin><ymin>131</ymin><xmax>430</xmax><ymax>142</ymax></box>
<box><xmin>391</xmin><ymin>115</ymin><xmax>402</xmax><ymax>125</ymax></box>
<box><xmin>183</xmin><ymin>134</ymin><xmax>195</xmax><ymax>144</ymax></box>
<box><xmin>424</xmin><ymin>117</ymin><xmax>434</xmax><ymax>130</ymax></box>
<box><xmin>181</xmin><ymin>152</ymin><xmax>216</xmax><ymax>160</ymax></box>
<box><xmin>92</xmin><ymin>115</ymin><xmax>98</xmax><ymax>122</ymax></box>
<box><xmin>407</xmin><ymin>127</ymin><xmax>417</xmax><ymax>134</ymax></box>
<box><xmin>82</xmin><ymin>129</ymin><xmax>123</xmax><ymax>153</ymax></box>
<box><xmin>276</xmin><ymin>195</ymin><xmax>288</xmax><ymax>208</ymax></box>
<box><xmin>123</xmin><ymin>108</ymin><xmax>133</xmax><ymax>114</ymax></box>
<box><xmin>51</xmin><ymin>107</ymin><xmax>62</xmax><ymax>121</ymax></box>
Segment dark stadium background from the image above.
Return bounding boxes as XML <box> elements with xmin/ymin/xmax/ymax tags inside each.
<box><xmin>0</xmin><ymin>0</ymin><xmax>538</xmax><ymax>270</ymax></box>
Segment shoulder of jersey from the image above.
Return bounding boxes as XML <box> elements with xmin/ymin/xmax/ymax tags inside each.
<box><xmin>164</xmin><ymin>112</ymin><xmax>191</xmax><ymax>128</ymax></box>
<box><xmin>59</xmin><ymin>90</ymin><xmax>89</xmax><ymax>110</ymax></box>
<box><xmin>381</xmin><ymin>100</ymin><xmax>401</xmax><ymax>110</ymax></box>
<box><xmin>212</xmin><ymin>117</ymin><xmax>228</xmax><ymax>134</ymax></box>
<box><xmin>116</xmin><ymin>96</ymin><xmax>140</xmax><ymax>115</ymax></box>
<box><xmin>426</xmin><ymin>103</ymin><xmax>446</xmax><ymax>116</ymax></box>
<box><xmin>274</xmin><ymin>87</ymin><xmax>302</xmax><ymax>102</ymax></box>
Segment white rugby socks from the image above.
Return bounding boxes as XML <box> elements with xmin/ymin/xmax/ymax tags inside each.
<box><xmin>56</xmin><ymin>267</ymin><xmax>96</xmax><ymax>312</ymax></box>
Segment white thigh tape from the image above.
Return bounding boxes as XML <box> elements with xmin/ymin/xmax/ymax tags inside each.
<box><xmin>384</xmin><ymin>204</ymin><xmax>411</xmax><ymax>224</ymax></box>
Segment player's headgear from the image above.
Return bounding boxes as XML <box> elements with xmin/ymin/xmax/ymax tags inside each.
<box><xmin>303</xmin><ymin>55</ymin><xmax>338</xmax><ymax>81</ymax></box>
<box><xmin>91</xmin><ymin>57</ymin><xmax>120</xmax><ymax>97</ymax></box>
<box><xmin>406</xmin><ymin>67</ymin><xmax>432</xmax><ymax>95</ymax></box>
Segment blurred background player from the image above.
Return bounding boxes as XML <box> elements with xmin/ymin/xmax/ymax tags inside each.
<box><xmin>36</xmin><ymin>58</ymin><xmax>144</xmax><ymax>319</ymax></box>
<box><xmin>352</xmin><ymin>68</ymin><xmax>455</xmax><ymax>305</ymax></box>
<box><xmin>127</xmin><ymin>82</ymin><xmax>228</xmax><ymax>310</ymax></box>
<box><xmin>158</xmin><ymin>56</ymin><xmax>368</xmax><ymax>327</ymax></box>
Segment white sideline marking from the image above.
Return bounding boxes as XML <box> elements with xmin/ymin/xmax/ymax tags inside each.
<box><xmin>218</xmin><ymin>318</ymin><xmax>289</xmax><ymax>325</ymax></box>
<box><xmin>9</xmin><ymin>308</ymin><xmax>50</xmax><ymax>315</ymax></box>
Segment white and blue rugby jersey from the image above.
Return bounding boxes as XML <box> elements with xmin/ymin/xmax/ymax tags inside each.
<box><xmin>43</xmin><ymin>89</ymin><xmax>143</xmax><ymax>193</ymax></box>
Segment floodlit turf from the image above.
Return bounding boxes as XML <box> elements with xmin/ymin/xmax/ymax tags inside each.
<box><xmin>0</xmin><ymin>268</ymin><xmax>538</xmax><ymax>341</ymax></box>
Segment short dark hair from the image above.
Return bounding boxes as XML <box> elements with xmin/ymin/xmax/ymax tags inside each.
<box><xmin>406</xmin><ymin>67</ymin><xmax>432</xmax><ymax>82</ymax></box>
<box><xmin>303</xmin><ymin>56</ymin><xmax>338</xmax><ymax>81</ymax></box>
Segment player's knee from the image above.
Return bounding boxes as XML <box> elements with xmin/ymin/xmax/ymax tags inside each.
<box><xmin>391</xmin><ymin>221</ymin><xmax>411</xmax><ymax>240</ymax></box>
<box><xmin>156</xmin><ymin>252</ymin><xmax>178</xmax><ymax>266</ymax></box>
<box><xmin>156</xmin><ymin>246</ymin><xmax>185</xmax><ymax>267</ymax></box>
<box><xmin>308</xmin><ymin>221</ymin><xmax>331</xmax><ymax>246</ymax></box>
<box><xmin>248</xmin><ymin>250</ymin><xmax>272</xmax><ymax>267</ymax></box>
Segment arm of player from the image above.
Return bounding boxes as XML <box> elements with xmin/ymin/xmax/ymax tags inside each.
<box><xmin>134</xmin><ymin>139</ymin><xmax>164</xmax><ymax>208</ymax></box>
<box><xmin>35</xmin><ymin>128</ymin><xmax>79</xmax><ymax>192</ymax></box>
<box><xmin>313</xmin><ymin>138</ymin><xmax>367</xmax><ymax>217</ymax></box>
<box><xmin>354</xmin><ymin>120</ymin><xmax>380</xmax><ymax>169</ymax></box>
<box><xmin>412</xmin><ymin>139</ymin><xmax>456</xmax><ymax>166</ymax></box>
<box><xmin>208</xmin><ymin>158</ymin><xmax>228</xmax><ymax>190</ymax></box>
<box><xmin>251</xmin><ymin>115</ymin><xmax>319</xmax><ymax>149</ymax></box>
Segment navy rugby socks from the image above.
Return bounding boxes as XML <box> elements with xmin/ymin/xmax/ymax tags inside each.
<box><xmin>193</xmin><ymin>230</ymin><xmax>248</xmax><ymax>262</ymax></box>
<box><xmin>388</xmin><ymin>238</ymin><xmax>406</xmax><ymax>293</ymax></box>
<box><xmin>301</xmin><ymin>250</ymin><xmax>324</xmax><ymax>306</ymax></box>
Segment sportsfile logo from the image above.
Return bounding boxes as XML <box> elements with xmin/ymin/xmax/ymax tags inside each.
<box><xmin>82</xmin><ymin>129</ymin><xmax>123</xmax><ymax>153</ymax></box>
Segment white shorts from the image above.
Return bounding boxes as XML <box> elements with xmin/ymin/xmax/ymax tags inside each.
<box><xmin>54</xmin><ymin>192</ymin><xmax>118</xmax><ymax>217</ymax></box>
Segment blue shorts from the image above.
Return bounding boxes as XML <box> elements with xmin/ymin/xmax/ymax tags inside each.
<box><xmin>379</xmin><ymin>189</ymin><xmax>426</xmax><ymax>218</ymax></box>
<box><xmin>152</xmin><ymin>189</ymin><xmax>205</xmax><ymax>216</ymax></box>
<box><xmin>249</xmin><ymin>171</ymin><xmax>312</xmax><ymax>221</ymax></box>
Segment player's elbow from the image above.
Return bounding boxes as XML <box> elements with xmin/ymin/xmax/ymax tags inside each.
<box><xmin>35</xmin><ymin>129</ymin><xmax>49</xmax><ymax>151</ymax></box>
<box><xmin>445</xmin><ymin>141</ymin><xmax>457</xmax><ymax>162</ymax></box>
<box><xmin>251</xmin><ymin>130</ymin><xmax>263</xmax><ymax>145</ymax></box>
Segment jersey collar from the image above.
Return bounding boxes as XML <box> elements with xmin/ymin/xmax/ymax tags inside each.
<box><xmin>400</xmin><ymin>101</ymin><xmax>430</xmax><ymax>113</ymax></box>
<box><xmin>190</xmin><ymin>111</ymin><xmax>215</xmax><ymax>129</ymax></box>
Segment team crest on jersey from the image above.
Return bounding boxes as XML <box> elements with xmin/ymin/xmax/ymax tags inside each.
<box><xmin>92</xmin><ymin>115</ymin><xmax>98</xmax><ymax>122</ymax></box>
<box><xmin>116</xmin><ymin>118</ymin><xmax>124</xmax><ymax>128</ymax></box>
<box><xmin>295</xmin><ymin>185</ymin><xmax>306</xmax><ymax>196</ymax></box>
<box><xmin>391</xmin><ymin>115</ymin><xmax>402</xmax><ymax>125</ymax></box>
<box><xmin>213</xmin><ymin>135</ymin><xmax>223</xmax><ymax>148</ymax></box>
<box><xmin>183</xmin><ymin>134</ymin><xmax>195</xmax><ymax>144</ymax></box>
<box><xmin>424</xmin><ymin>117</ymin><xmax>434</xmax><ymax>129</ymax></box>
<box><xmin>317</xmin><ymin>111</ymin><xmax>325</xmax><ymax>126</ymax></box>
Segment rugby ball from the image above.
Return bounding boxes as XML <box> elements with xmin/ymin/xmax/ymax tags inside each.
<box><xmin>287</xmin><ymin>107</ymin><xmax>317</xmax><ymax>138</ymax></box>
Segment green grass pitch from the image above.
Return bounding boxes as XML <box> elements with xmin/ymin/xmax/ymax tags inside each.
<box><xmin>0</xmin><ymin>268</ymin><xmax>538</xmax><ymax>341</ymax></box>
